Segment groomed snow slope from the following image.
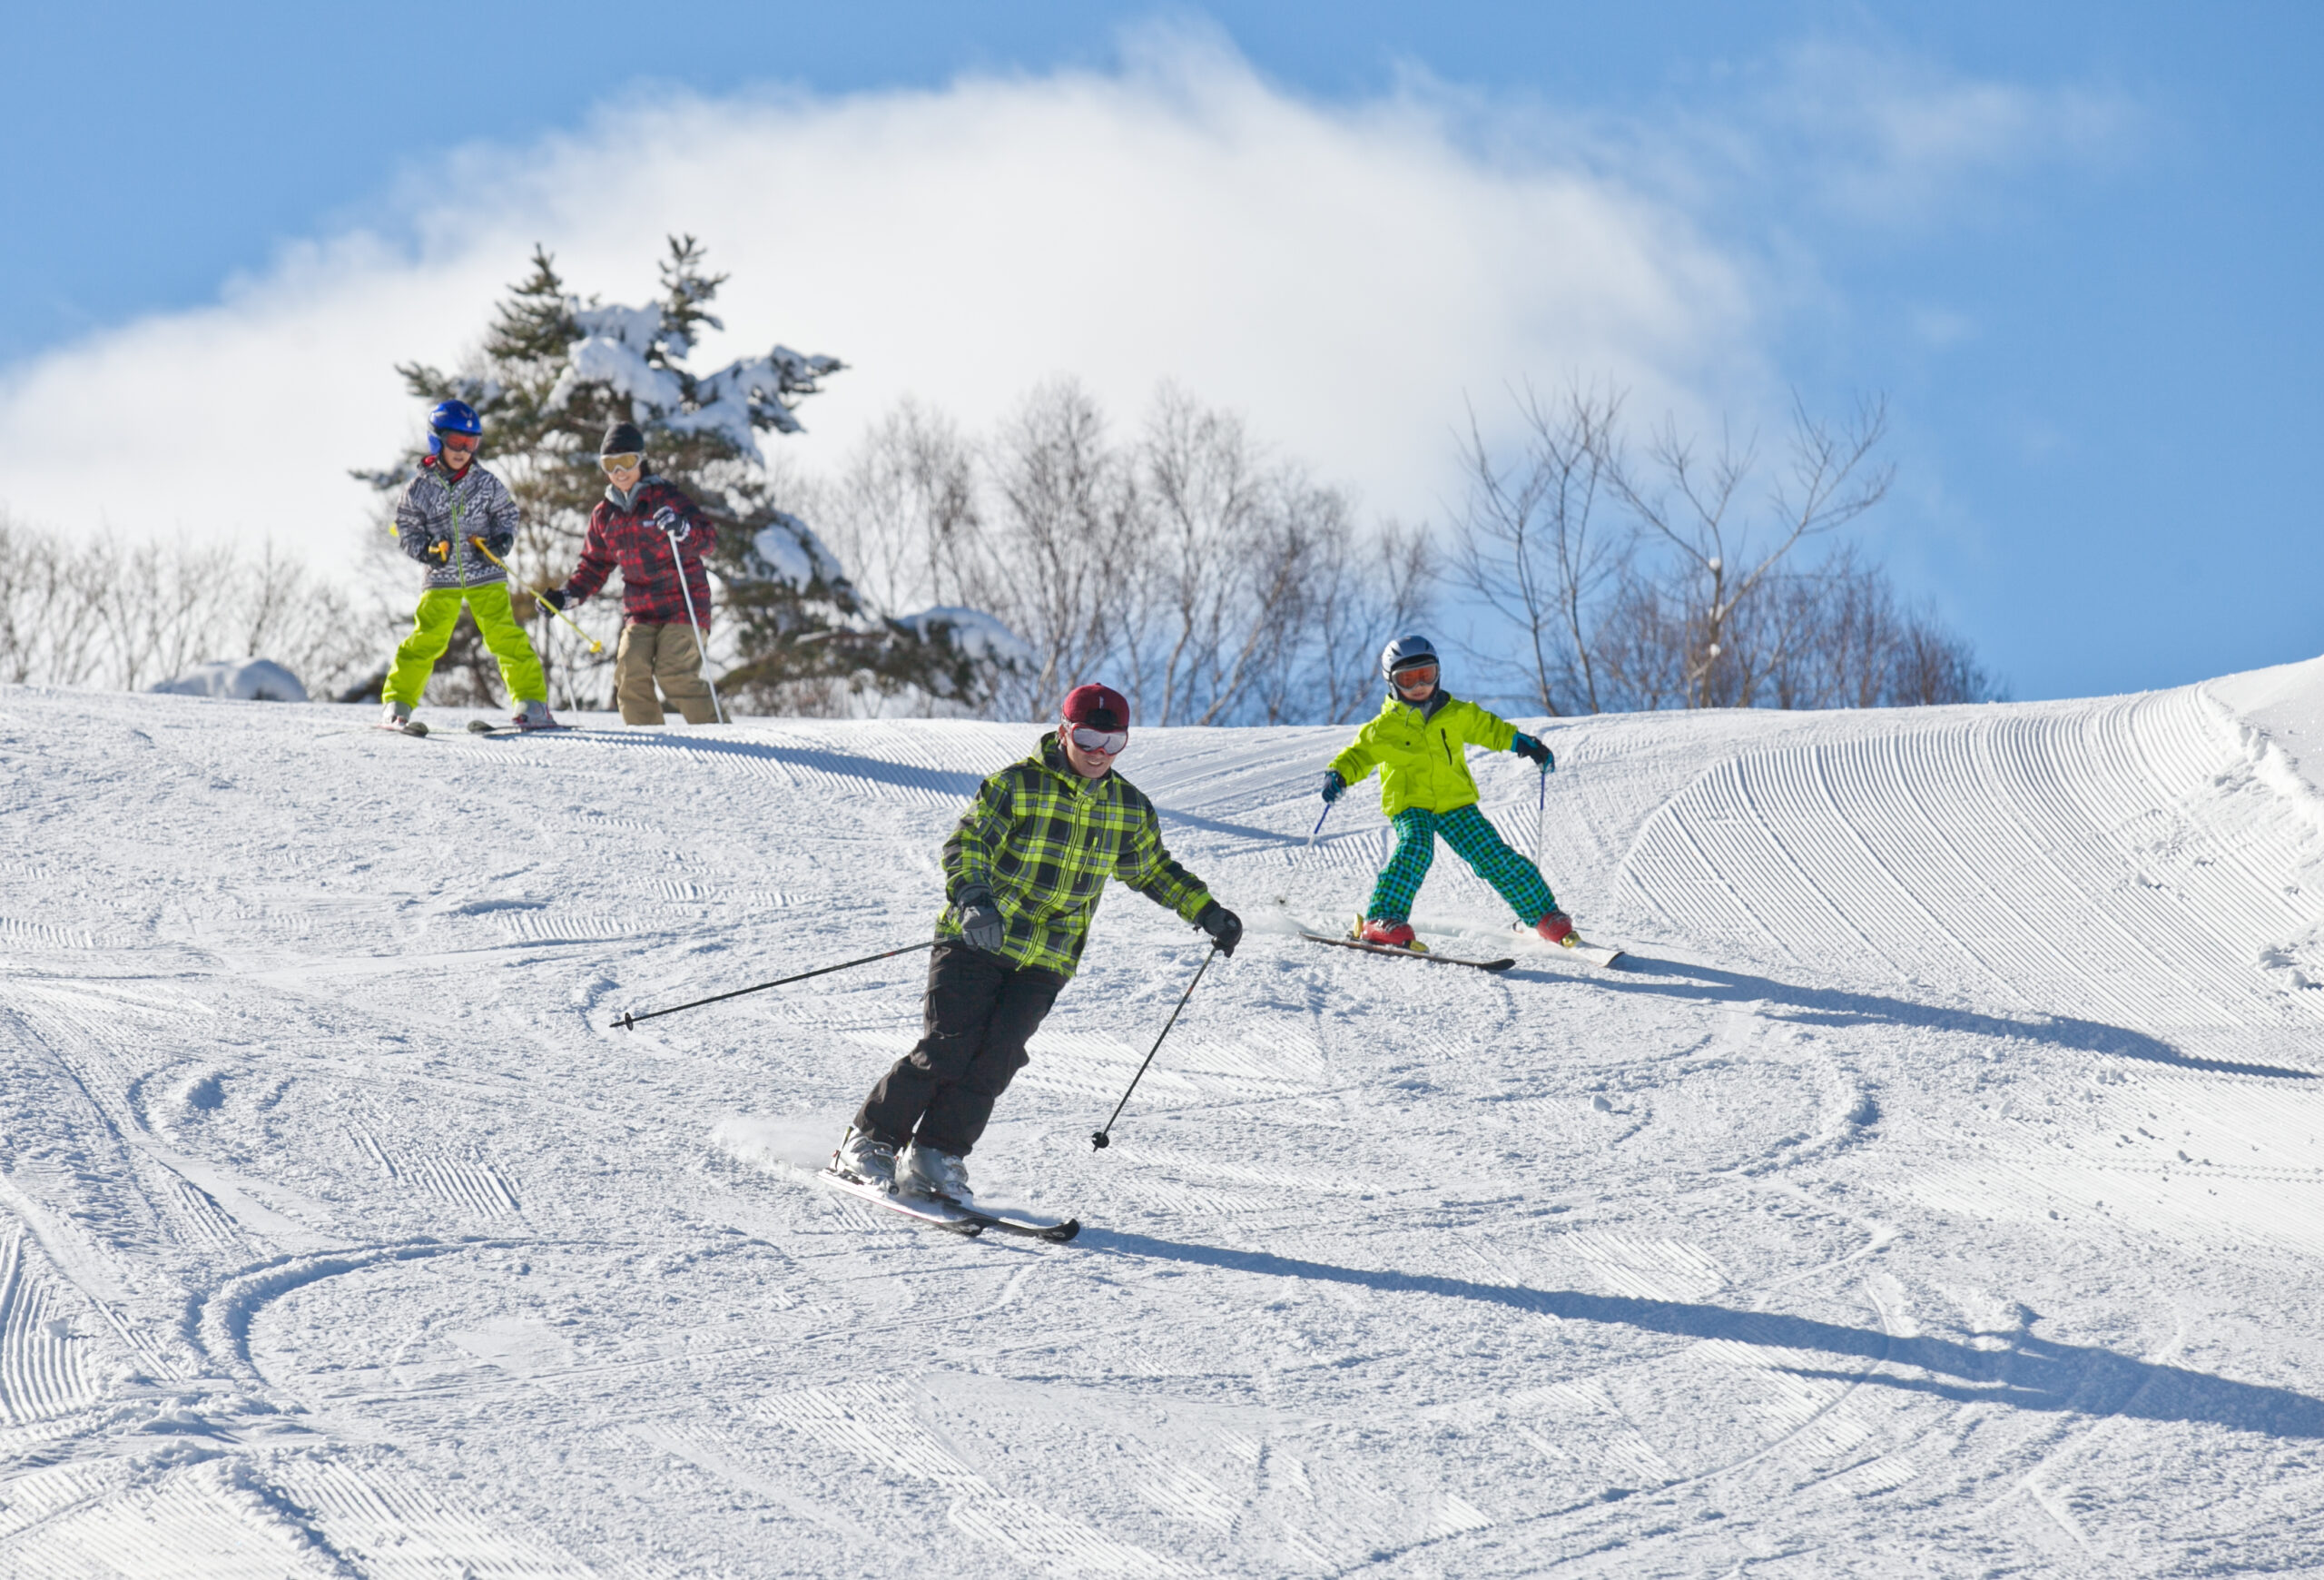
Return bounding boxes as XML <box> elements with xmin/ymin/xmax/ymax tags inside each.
<box><xmin>5</xmin><ymin>667</ymin><xmax>2324</xmax><ymax>1577</ymax></box>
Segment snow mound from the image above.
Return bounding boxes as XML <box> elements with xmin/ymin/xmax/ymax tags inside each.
<box><xmin>147</xmin><ymin>657</ymin><xmax>308</xmax><ymax>702</ymax></box>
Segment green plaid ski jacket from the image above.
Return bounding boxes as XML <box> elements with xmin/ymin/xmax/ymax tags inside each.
<box><xmin>940</xmin><ymin>733</ymin><xmax>1214</xmax><ymax>977</ymax></box>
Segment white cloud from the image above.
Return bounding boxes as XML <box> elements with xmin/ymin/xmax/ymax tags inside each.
<box><xmin>0</xmin><ymin>31</ymin><xmax>2132</xmax><ymax>582</ymax></box>
<box><xmin>0</xmin><ymin>34</ymin><xmax>1762</xmax><ymax>577</ymax></box>
<box><xmin>1745</xmin><ymin>41</ymin><xmax>2142</xmax><ymax>228</ymax></box>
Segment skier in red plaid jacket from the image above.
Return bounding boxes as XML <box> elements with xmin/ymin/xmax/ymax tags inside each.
<box><xmin>542</xmin><ymin>421</ymin><xmax>724</xmax><ymax>725</ymax></box>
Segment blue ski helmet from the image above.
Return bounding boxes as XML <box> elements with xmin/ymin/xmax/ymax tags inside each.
<box><xmin>426</xmin><ymin>399</ymin><xmax>483</xmax><ymax>457</ymax></box>
<box><xmin>1379</xmin><ymin>633</ymin><xmax>1439</xmax><ymax>681</ymax></box>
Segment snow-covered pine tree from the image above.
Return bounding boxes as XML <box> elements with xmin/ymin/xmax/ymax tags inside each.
<box><xmin>363</xmin><ymin>238</ymin><xmax>1009</xmax><ymax>712</ymax></box>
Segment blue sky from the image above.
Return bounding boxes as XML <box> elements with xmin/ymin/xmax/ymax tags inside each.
<box><xmin>5</xmin><ymin>3</ymin><xmax>2318</xmax><ymax>701</ymax></box>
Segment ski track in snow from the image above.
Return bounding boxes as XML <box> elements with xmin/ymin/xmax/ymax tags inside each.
<box><xmin>5</xmin><ymin>677</ymin><xmax>2324</xmax><ymax>1574</ymax></box>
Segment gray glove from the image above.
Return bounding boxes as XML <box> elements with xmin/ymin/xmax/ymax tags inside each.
<box><xmin>955</xmin><ymin>886</ymin><xmax>1005</xmax><ymax>954</ymax></box>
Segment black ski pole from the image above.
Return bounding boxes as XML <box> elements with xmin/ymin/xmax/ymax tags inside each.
<box><xmin>611</xmin><ymin>940</ymin><xmax>936</xmax><ymax>1031</ymax></box>
<box><xmin>1091</xmin><ymin>943</ymin><xmax>1220</xmax><ymax>1150</ymax></box>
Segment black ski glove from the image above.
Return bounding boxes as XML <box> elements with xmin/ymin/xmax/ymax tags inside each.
<box><xmin>1196</xmin><ymin>901</ymin><xmax>1243</xmax><ymax>957</ymax></box>
<box><xmin>537</xmin><ymin>587</ymin><xmax>571</xmax><ymax>611</ymax></box>
<box><xmin>1512</xmin><ymin>733</ymin><xmax>1553</xmax><ymax>771</ymax></box>
<box><xmin>1319</xmin><ymin>770</ymin><xmax>1345</xmax><ymax>804</ymax></box>
<box><xmin>955</xmin><ymin>886</ymin><xmax>1005</xmax><ymax>954</ymax></box>
<box><xmin>424</xmin><ymin>538</ymin><xmax>452</xmax><ymax>565</ymax></box>
<box><xmin>651</xmin><ymin>506</ymin><xmax>690</xmax><ymax>543</ymax></box>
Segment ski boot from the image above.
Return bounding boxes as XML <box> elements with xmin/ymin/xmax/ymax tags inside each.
<box><xmin>896</xmin><ymin>1143</ymin><xmax>973</xmax><ymax>1206</ymax></box>
<box><xmin>832</xmin><ymin>1127</ymin><xmax>899</xmax><ymax>1191</ymax></box>
<box><xmin>379</xmin><ymin>700</ymin><xmax>425</xmax><ymax>736</ymax></box>
<box><xmin>1536</xmin><ymin>910</ymin><xmax>1577</xmax><ymax>947</ymax></box>
<box><xmin>514</xmin><ymin>699</ymin><xmax>560</xmax><ymax>732</ymax></box>
<box><xmin>1357</xmin><ymin>917</ymin><xmax>1426</xmax><ymax>953</ymax></box>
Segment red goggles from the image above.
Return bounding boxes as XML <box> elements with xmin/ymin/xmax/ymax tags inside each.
<box><xmin>1068</xmin><ymin>725</ymin><xmax>1128</xmax><ymax>755</ymax></box>
<box><xmin>438</xmin><ymin>431</ymin><xmax>480</xmax><ymax>450</ymax></box>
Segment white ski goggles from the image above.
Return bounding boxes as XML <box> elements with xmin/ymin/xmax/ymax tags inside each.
<box><xmin>1067</xmin><ymin>725</ymin><xmax>1128</xmax><ymax>755</ymax></box>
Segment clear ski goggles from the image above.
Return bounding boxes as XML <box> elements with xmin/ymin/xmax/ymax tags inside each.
<box><xmin>600</xmin><ymin>451</ymin><xmax>644</xmax><ymax>474</ymax></box>
<box><xmin>1391</xmin><ymin>662</ymin><xmax>1440</xmax><ymax>692</ymax></box>
<box><xmin>1067</xmin><ymin>724</ymin><xmax>1128</xmax><ymax>755</ymax></box>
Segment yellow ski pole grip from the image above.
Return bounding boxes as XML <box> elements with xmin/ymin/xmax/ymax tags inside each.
<box><xmin>468</xmin><ymin>538</ymin><xmax>603</xmax><ymax>654</ymax></box>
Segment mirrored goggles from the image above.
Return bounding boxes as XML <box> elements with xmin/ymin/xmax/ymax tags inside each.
<box><xmin>600</xmin><ymin>451</ymin><xmax>644</xmax><ymax>474</ymax></box>
<box><xmin>437</xmin><ymin>431</ymin><xmax>480</xmax><ymax>451</ymax></box>
<box><xmin>1392</xmin><ymin>663</ymin><xmax>1440</xmax><ymax>690</ymax></box>
<box><xmin>1068</xmin><ymin>725</ymin><xmax>1128</xmax><ymax>755</ymax></box>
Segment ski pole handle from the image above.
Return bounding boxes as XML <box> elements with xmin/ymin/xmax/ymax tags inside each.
<box><xmin>1091</xmin><ymin>943</ymin><xmax>1219</xmax><ymax>1150</ymax></box>
<box><xmin>612</xmin><ymin>940</ymin><xmax>937</xmax><ymax>1030</ymax></box>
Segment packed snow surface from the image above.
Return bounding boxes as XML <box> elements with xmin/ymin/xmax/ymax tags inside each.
<box><xmin>5</xmin><ymin>663</ymin><xmax>2324</xmax><ymax>1575</ymax></box>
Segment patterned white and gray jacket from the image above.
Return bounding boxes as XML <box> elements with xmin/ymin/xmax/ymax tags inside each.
<box><xmin>394</xmin><ymin>457</ymin><xmax>522</xmax><ymax>591</ymax></box>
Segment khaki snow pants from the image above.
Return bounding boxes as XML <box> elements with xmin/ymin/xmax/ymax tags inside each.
<box><xmin>615</xmin><ymin>620</ymin><xmax>723</xmax><ymax>726</ymax></box>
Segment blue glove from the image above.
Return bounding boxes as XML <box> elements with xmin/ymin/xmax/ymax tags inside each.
<box><xmin>954</xmin><ymin>886</ymin><xmax>1005</xmax><ymax>953</ymax></box>
<box><xmin>1512</xmin><ymin>734</ymin><xmax>1553</xmax><ymax>771</ymax></box>
<box><xmin>1319</xmin><ymin>770</ymin><xmax>1344</xmax><ymax>804</ymax></box>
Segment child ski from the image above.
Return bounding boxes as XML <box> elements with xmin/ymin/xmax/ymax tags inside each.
<box><xmin>1317</xmin><ymin>635</ymin><xmax>1575</xmax><ymax>953</ymax></box>
<box><xmin>380</xmin><ymin>400</ymin><xmax>561</xmax><ymax>735</ymax></box>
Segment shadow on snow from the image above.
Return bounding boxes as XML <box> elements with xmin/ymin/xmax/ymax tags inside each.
<box><xmin>1085</xmin><ymin>1229</ymin><xmax>2324</xmax><ymax>1441</ymax></box>
<box><xmin>1554</xmin><ymin>953</ymin><xmax>2319</xmax><ymax>1081</ymax></box>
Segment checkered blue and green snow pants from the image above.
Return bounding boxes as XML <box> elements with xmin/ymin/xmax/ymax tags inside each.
<box><xmin>1365</xmin><ymin>804</ymin><xmax>1556</xmax><ymax>925</ymax></box>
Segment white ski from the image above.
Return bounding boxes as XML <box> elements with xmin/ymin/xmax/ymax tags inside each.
<box><xmin>1518</xmin><ymin>925</ymin><xmax>1624</xmax><ymax>968</ymax></box>
<box><xmin>816</xmin><ymin>1168</ymin><xmax>983</xmax><ymax>1235</ymax></box>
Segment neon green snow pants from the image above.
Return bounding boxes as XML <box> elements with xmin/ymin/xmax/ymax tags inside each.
<box><xmin>383</xmin><ymin>583</ymin><xmax>547</xmax><ymax>708</ymax></box>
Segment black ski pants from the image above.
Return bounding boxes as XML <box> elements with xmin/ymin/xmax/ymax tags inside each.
<box><xmin>852</xmin><ymin>941</ymin><xmax>1066</xmax><ymax>1156</ymax></box>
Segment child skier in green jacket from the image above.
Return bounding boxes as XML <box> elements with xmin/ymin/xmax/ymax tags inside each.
<box><xmin>1320</xmin><ymin>635</ymin><xmax>1571</xmax><ymax>952</ymax></box>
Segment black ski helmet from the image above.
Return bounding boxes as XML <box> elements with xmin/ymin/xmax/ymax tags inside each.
<box><xmin>1379</xmin><ymin>634</ymin><xmax>1439</xmax><ymax>682</ymax></box>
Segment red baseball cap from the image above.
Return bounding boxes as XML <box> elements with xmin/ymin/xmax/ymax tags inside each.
<box><xmin>1060</xmin><ymin>683</ymin><xmax>1131</xmax><ymax>732</ymax></box>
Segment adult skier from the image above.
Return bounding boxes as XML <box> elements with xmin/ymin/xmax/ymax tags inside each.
<box><xmin>1319</xmin><ymin>635</ymin><xmax>1570</xmax><ymax>951</ymax></box>
<box><xmin>832</xmin><ymin>683</ymin><xmax>1244</xmax><ymax>1206</ymax></box>
<box><xmin>539</xmin><ymin>422</ymin><xmax>724</xmax><ymax>726</ymax></box>
<box><xmin>382</xmin><ymin>400</ymin><xmax>558</xmax><ymax>732</ymax></box>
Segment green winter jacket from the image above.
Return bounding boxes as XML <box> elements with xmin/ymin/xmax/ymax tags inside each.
<box><xmin>1330</xmin><ymin>690</ymin><xmax>1518</xmax><ymax>816</ymax></box>
<box><xmin>940</xmin><ymin>733</ymin><xmax>1215</xmax><ymax>977</ymax></box>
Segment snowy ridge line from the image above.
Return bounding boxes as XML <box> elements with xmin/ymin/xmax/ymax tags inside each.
<box><xmin>2198</xmin><ymin>684</ymin><xmax>2324</xmax><ymax>841</ymax></box>
<box><xmin>1614</xmin><ymin>686</ymin><xmax>2324</xmax><ymax>1051</ymax></box>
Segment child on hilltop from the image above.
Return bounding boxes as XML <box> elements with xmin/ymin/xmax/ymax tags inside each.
<box><xmin>1319</xmin><ymin>635</ymin><xmax>1571</xmax><ymax>952</ymax></box>
<box><xmin>539</xmin><ymin>422</ymin><xmax>724</xmax><ymax>726</ymax></box>
<box><xmin>381</xmin><ymin>400</ymin><xmax>557</xmax><ymax>733</ymax></box>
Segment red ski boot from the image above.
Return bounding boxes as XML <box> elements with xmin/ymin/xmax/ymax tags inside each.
<box><xmin>1536</xmin><ymin>910</ymin><xmax>1577</xmax><ymax>947</ymax></box>
<box><xmin>1359</xmin><ymin>918</ymin><xmax>1424</xmax><ymax>951</ymax></box>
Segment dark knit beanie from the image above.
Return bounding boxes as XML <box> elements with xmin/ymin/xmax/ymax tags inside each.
<box><xmin>601</xmin><ymin>421</ymin><xmax>647</xmax><ymax>457</ymax></box>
